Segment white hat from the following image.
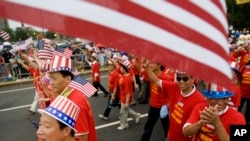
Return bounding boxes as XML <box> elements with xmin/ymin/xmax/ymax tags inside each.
<box><xmin>121</xmin><ymin>55</ymin><xmax>128</xmax><ymax>61</ymax></box>
<box><xmin>38</xmin><ymin>96</ymin><xmax>80</xmax><ymax>131</ymax></box>
<box><xmin>91</xmin><ymin>52</ymin><xmax>97</xmax><ymax>58</ymax></box>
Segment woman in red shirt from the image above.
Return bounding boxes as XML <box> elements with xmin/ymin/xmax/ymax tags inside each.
<box><xmin>117</xmin><ymin>60</ymin><xmax>141</xmax><ymax>130</ymax></box>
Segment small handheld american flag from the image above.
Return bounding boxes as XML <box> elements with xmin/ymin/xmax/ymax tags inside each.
<box><xmin>27</xmin><ymin>117</ymin><xmax>39</xmax><ymax>129</ymax></box>
<box><xmin>68</xmin><ymin>75</ymin><xmax>97</xmax><ymax>97</ymax></box>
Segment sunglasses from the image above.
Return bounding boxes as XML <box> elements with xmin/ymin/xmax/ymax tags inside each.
<box><xmin>176</xmin><ymin>76</ymin><xmax>190</xmax><ymax>82</ymax></box>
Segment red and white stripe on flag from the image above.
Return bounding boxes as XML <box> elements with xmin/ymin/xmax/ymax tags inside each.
<box><xmin>0</xmin><ymin>30</ymin><xmax>10</xmax><ymax>41</ymax></box>
<box><xmin>68</xmin><ymin>81</ymin><xmax>97</xmax><ymax>97</ymax></box>
<box><xmin>0</xmin><ymin>0</ymin><xmax>232</xmax><ymax>90</ymax></box>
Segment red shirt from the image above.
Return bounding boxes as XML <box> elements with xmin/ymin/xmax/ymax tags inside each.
<box><xmin>108</xmin><ymin>69</ymin><xmax>120</xmax><ymax>97</ymax></box>
<box><xmin>186</xmin><ymin>103</ymin><xmax>246</xmax><ymax>141</ymax></box>
<box><xmin>29</xmin><ymin>67</ymin><xmax>40</xmax><ymax>88</ymax></box>
<box><xmin>119</xmin><ymin>74</ymin><xmax>133</xmax><ymax>104</ymax></box>
<box><xmin>64</xmin><ymin>89</ymin><xmax>97</xmax><ymax>141</ymax></box>
<box><xmin>238</xmin><ymin>50</ymin><xmax>250</xmax><ymax>70</ymax></box>
<box><xmin>131</xmin><ymin>58</ymin><xmax>140</xmax><ymax>75</ymax></box>
<box><xmin>150</xmin><ymin>72</ymin><xmax>169</xmax><ymax>108</ymax></box>
<box><xmin>240</xmin><ymin>65</ymin><xmax>250</xmax><ymax>98</ymax></box>
<box><xmin>161</xmin><ymin>81</ymin><xmax>206</xmax><ymax>141</ymax></box>
<box><xmin>91</xmin><ymin>61</ymin><xmax>100</xmax><ymax>82</ymax></box>
<box><xmin>140</xmin><ymin>67</ymin><xmax>149</xmax><ymax>82</ymax></box>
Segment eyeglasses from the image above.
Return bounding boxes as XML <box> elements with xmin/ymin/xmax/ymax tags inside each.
<box><xmin>176</xmin><ymin>76</ymin><xmax>190</xmax><ymax>82</ymax></box>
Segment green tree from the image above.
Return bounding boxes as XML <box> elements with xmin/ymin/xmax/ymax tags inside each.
<box><xmin>226</xmin><ymin>0</ymin><xmax>250</xmax><ymax>29</ymax></box>
<box><xmin>45</xmin><ymin>31</ymin><xmax>56</xmax><ymax>39</ymax></box>
<box><xmin>15</xmin><ymin>28</ymin><xmax>29</xmax><ymax>41</ymax></box>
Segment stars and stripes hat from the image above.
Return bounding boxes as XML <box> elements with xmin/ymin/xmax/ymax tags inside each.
<box><xmin>50</xmin><ymin>48</ymin><xmax>73</xmax><ymax>73</ymax></box>
<box><xmin>39</xmin><ymin>59</ymin><xmax>52</xmax><ymax>72</ymax></box>
<box><xmin>68</xmin><ymin>75</ymin><xmax>97</xmax><ymax>97</ymax></box>
<box><xmin>38</xmin><ymin>96</ymin><xmax>80</xmax><ymax>131</ymax></box>
<box><xmin>202</xmin><ymin>83</ymin><xmax>233</xmax><ymax>98</ymax></box>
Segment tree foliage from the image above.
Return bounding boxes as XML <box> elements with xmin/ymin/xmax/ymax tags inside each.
<box><xmin>226</xmin><ymin>0</ymin><xmax>250</xmax><ymax>30</ymax></box>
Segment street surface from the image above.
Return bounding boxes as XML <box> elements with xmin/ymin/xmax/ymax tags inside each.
<box><xmin>0</xmin><ymin>71</ymin><xmax>166</xmax><ymax>141</ymax></box>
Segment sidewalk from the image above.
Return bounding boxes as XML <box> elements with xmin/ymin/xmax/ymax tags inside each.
<box><xmin>0</xmin><ymin>68</ymin><xmax>109</xmax><ymax>87</ymax></box>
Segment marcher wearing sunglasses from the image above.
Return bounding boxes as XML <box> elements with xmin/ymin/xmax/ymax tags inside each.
<box><xmin>176</xmin><ymin>76</ymin><xmax>190</xmax><ymax>82</ymax></box>
<box><xmin>145</xmin><ymin>65</ymin><xmax>205</xmax><ymax>141</ymax></box>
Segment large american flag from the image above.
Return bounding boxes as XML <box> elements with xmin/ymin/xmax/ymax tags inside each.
<box><xmin>68</xmin><ymin>75</ymin><xmax>97</xmax><ymax>97</ymax></box>
<box><xmin>0</xmin><ymin>0</ymin><xmax>232</xmax><ymax>89</ymax></box>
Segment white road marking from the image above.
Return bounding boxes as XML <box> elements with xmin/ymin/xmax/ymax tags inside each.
<box><xmin>95</xmin><ymin>113</ymin><xmax>148</xmax><ymax>129</ymax></box>
<box><xmin>0</xmin><ymin>104</ymin><xmax>31</xmax><ymax>112</ymax></box>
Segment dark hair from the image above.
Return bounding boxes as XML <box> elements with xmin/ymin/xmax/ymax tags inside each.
<box><xmin>59</xmin><ymin>71</ymin><xmax>74</xmax><ymax>80</ymax></box>
<box><xmin>57</xmin><ymin>120</ymin><xmax>75</xmax><ymax>137</ymax></box>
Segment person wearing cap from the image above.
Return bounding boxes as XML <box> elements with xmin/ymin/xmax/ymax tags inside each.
<box><xmin>87</xmin><ymin>52</ymin><xmax>109</xmax><ymax>97</ymax></box>
<box><xmin>117</xmin><ymin>59</ymin><xmax>141</xmax><ymax>130</ymax></box>
<box><xmin>99</xmin><ymin>59</ymin><xmax>121</xmax><ymax>120</ymax></box>
<box><xmin>238</xmin><ymin>60</ymin><xmax>250</xmax><ymax>125</ymax></box>
<box><xmin>37</xmin><ymin>96</ymin><xmax>80</xmax><ymax>141</ymax></box>
<box><xmin>183</xmin><ymin>83</ymin><xmax>246</xmax><ymax>141</ymax></box>
<box><xmin>49</xmin><ymin>51</ymin><xmax>97</xmax><ymax>141</ymax></box>
<box><xmin>145</xmin><ymin>64</ymin><xmax>206</xmax><ymax>141</ymax></box>
<box><xmin>140</xmin><ymin>61</ymin><xmax>170</xmax><ymax>141</ymax></box>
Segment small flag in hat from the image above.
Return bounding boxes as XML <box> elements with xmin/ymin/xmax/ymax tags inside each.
<box><xmin>68</xmin><ymin>75</ymin><xmax>97</xmax><ymax>97</ymax></box>
<box><xmin>38</xmin><ymin>96</ymin><xmax>80</xmax><ymax>131</ymax></box>
<box><xmin>0</xmin><ymin>30</ymin><xmax>10</xmax><ymax>41</ymax></box>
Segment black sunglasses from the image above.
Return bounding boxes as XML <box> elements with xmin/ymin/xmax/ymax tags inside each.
<box><xmin>176</xmin><ymin>76</ymin><xmax>190</xmax><ymax>82</ymax></box>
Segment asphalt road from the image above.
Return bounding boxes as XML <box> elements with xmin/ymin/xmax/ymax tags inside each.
<box><xmin>0</xmin><ymin>71</ymin><xmax>166</xmax><ymax>141</ymax></box>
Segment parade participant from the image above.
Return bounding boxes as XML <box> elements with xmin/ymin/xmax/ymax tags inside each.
<box><xmin>234</xmin><ymin>39</ymin><xmax>250</xmax><ymax>70</ymax></box>
<box><xmin>138</xmin><ymin>58</ymin><xmax>150</xmax><ymax>104</ymax></box>
<box><xmin>238</xmin><ymin>60</ymin><xmax>250</xmax><ymax>125</ymax></box>
<box><xmin>17</xmin><ymin>51</ymin><xmax>40</xmax><ymax>114</ymax></box>
<box><xmin>117</xmin><ymin>60</ymin><xmax>141</xmax><ymax>130</ymax></box>
<box><xmin>229</xmin><ymin>61</ymin><xmax>241</xmax><ymax>110</ymax></box>
<box><xmin>87</xmin><ymin>52</ymin><xmax>109</xmax><ymax>97</ymax></box>
<box><xmin>140</xmin><ymin>61</ymin><xmax>170</xmax><ymax>141</ymax></box>
<box><xmin>49</xmin><ymin>51</ymin><xmax>97</xmax><ymax>141</ymax></box>
<box><xmin>145</xmin><ymin>64</ymin><xmax>206</xmax><ymax>141</ymax></box>
<box><xmin>37</xmin><ymin>96</ymin><xmax>80</xmax><ymax>141</ymax></box>
<box><xmin>99</xmin><ymin>60</ymin><xmax>121</xmax><ymax>120</ymax></box>
<box><xmin>183</xmin><ymin>83</ymin><xmax>246</xmax><ymax>141</ymax></box>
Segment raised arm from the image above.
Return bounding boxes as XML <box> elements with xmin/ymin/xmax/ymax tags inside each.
<box><xmin>144</xmin><ymin>61</ymin><xmax>160</xmax><ymax>87</ymax></box>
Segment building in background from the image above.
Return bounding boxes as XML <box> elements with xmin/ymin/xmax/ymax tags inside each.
<box><xmin>0</xmin><ymin>18</ymin><xmax>9</xmax><ymax>29</ymax></box>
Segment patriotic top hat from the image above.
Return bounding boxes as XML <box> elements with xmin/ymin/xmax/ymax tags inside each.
<box><xmin>121</xmin><ymin>59</ymin><xmax>132</xmax><ymax>72</ymax></box>
<box><xmin>202</xmin><ymin>83</ymin><xmax>233</xmax><ymax>98</ymax></box>
<box><xmin>38</xmin><ymin>96</ymin><xmax>80</xmax><ymax>131</ymax></box>
<box><xmin>50</xmin><ymin>49</ymin><xmax>72</xmax><ymax>73</ymax></box>
<box><xmin>39</xmin><ymin>59</ymin><xmax>52</xmax><ymax>72</ymax></box>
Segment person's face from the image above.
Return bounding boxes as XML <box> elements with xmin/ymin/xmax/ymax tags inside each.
<box><xmin>108</xmin><ymin>64</ymin><xmax>115</xmax><ymax>71</ymax></box>
<box><xmin>206</xmin><ymin>98</ymin><xmax>229</xmax><ymax>112</ymax></box>
<box><xmin>176</xmin><ymin>74</ymin><xmax>194</xmax><ymax>92</ymax></box>
<box><xmin>149</xmin><ymin>62</ymin><xmax>161</xmax><ymax>72</ymax></box>
<box><xmin>49</xmin><ymin>72</ymin><xmax>71</xmax><ymax>95</ymax></box>
<box><xmin>37</xmin><ymin>114</ymin><xmax>69</xmax><ymax>141</ymax></box>
<box><xmin>119</xmin><ymin>66</ymin><xmax>126</xmax><ymax>74</ymax></box>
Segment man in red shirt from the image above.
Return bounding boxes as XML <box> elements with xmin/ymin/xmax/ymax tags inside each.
<box><xmin>146</xmin><ymin>64</ymin><xmax>206</xmax><ymax>141</ymax></box>
<box><xmin>89</xmin><ymin>52</ymin><xmax>109</xmax><ymax>97</ymax></box>
<box><xmin>183</xmin><ymin>83</ymin><xmax>246</xmax><ymax>141</ymax></box>
<box><xmin>49</xmin><ymin>51</ymin><xmax>97</xmax><ymax>141</ymax></box>
<box><xmin>140</xmin><ymin>61</ymin><xmax>170</xmax><ymax>141</ymax></box>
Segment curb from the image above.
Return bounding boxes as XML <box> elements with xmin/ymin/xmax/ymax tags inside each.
<box><xmin>0</xmin><ymin>68</ymin><xmax>109</xmax><ymax>87</ymax></box>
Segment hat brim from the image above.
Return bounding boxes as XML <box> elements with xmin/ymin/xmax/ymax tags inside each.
<box><xmin>202</xmin><ymin>90</ymin><xmax>234</xmax><ymax>99</ymax></box>
<box><xmin>38</xmin><ymin>109</ymin><xmax>77</xmax><ymax>132</ymax></box>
